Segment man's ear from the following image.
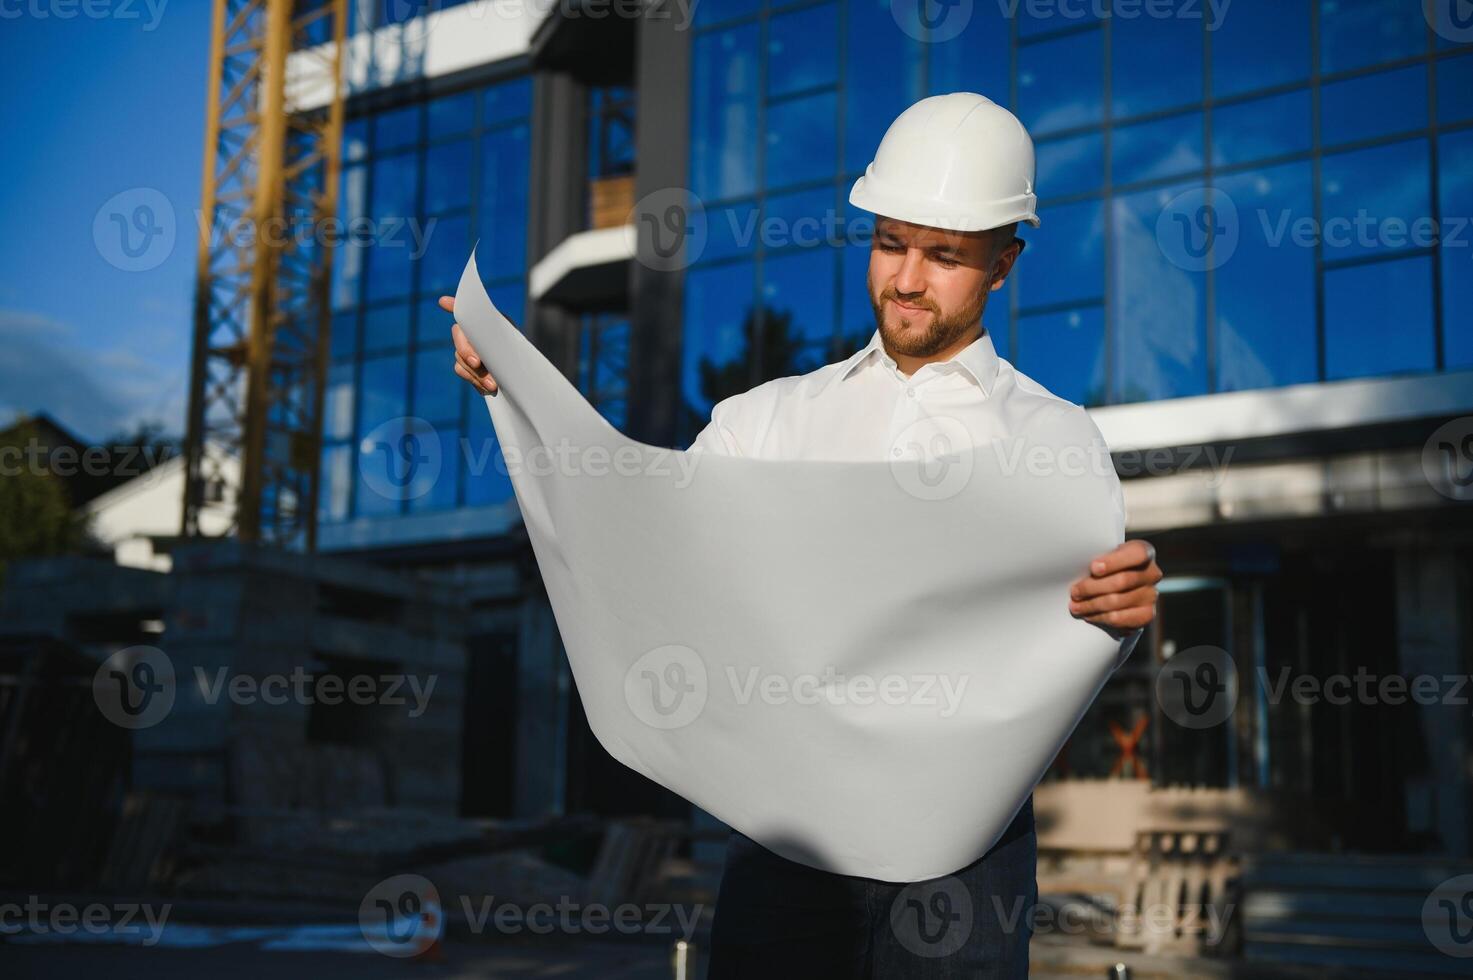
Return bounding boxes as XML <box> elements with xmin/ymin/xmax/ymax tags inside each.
<box><xmin>987</xmin><ymin>237</ymin><xmax>1024</xmax><ymax>291</ymax></box>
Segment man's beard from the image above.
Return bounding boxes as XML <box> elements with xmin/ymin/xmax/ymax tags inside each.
<box><xmin>868</xmin><ymin>278</ymin><xmax>991</xmax><ymax>358</ymax></box>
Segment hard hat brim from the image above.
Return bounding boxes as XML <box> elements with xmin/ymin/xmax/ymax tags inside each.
<box><xmin>848</xmin><ymin>173</ymin><xmax>1042</xmax><ymax>232</ymax></box>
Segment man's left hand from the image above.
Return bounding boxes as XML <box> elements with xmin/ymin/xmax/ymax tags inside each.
<box><xmin>1069</xmin><ymin>539</ymin><xmax>1162</xmax><ymax>640</ymax></box>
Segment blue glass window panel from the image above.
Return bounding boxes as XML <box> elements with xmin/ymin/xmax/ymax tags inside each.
<box><xmin>463</xmin><ymin>398</ymin><xmax>514</xmax><ymax>508</ymax></box>
<box><xmin>1018</xmin><ymin>2</ymin><xmax>1099</xmax><ymax>35</ymax></box>
<box><xmin>682</xmin><ymin>261</ymin><xmax>756</xmax><ymax>418</ymax></box>
<box><xmin>333</xmin><ymin>165</ymin><xmax>369</xmax><ymax>309</ymax></box>
<box><xmin>694</xmin><ymin>200</ymin><xmax>759</xmax><ymax>262</ymax></box>
<box><xmin>415</xmin><ymin>214</ymin><xmax>470</xmax><ymax>297</ymax></box>
<box><xmin>1019</xmin><ymin>29</ymin><xmax>1104</xmax><ymax>135</ymax></box>
<box><xmin>424</xmin><ymin>139</ymin><xmax>472</xmax><ymax>214</ymax></box>
<box><xmin>1211</xmin><ymin>89</ymin><xmax>1312</xmax><ymax>168</ymax></box>
<box><xmin>483</xmin><ymin>77</ymin><xmax>532</xmax><ymax>126</ymax></box>
<box><xmin>840</xmin><ymin>242</ymin><xmax>875</xmax><ymax>347</ymax></box>
<box><xmin>374</xmin><ymin>104</ymin><xmax>421</xmax><ymax>152</ymax></box>
<box><xmin>318</xmin><ymin>443</ymin><xmax>352</xmax><ymax>524</ymax></box>
<box><xmin>761</xmin><ymin>247</ymin><xmax>837</xmax><ymax>348</ymax></box>
<box><xmin>1113</xmin><ymin>112</ymin><xmax>1204</xmax><ymax>186</ymax></box>
<box><xmin>344</xmin><ymin>117</ymin><xmax>370</xmax><ymax>162</ymax></box>
<box><xmin>1325</xmin><ymin>256</ymin><xmax>1435</xmax><ymax>379</ymax></box>
<box><xmin>1016</xmin><ymin>198</ymin><xmax>1103</xmax><ymax>309</ymax></box>
<box><xmin>407</xmin><ymin>422</ymin><xmax>461</xmax><ymax>514</ymax></box>
<box><xmin>992</xmin><ymin>280</ymin><xmax>1014</xmax><ymax>363</ymax></box>
<box><xmin>416</xmin><ymin>294</ymin><xmax>450</xmax><ymax>345</ymax></box>
<box><xmin>366</xmin><ymin>240</ymin><xmax>413</xmax><ymax>302</ymax></box>
<box><xmin>1212</xmin><ymin>0</ymin><xmax>1311</xmax><ymax>98</ymax></box>
<box><xmin>764</xmin><ymin>91</ymin><xmax>837</xmax><ymax>190</ymax></box>
<box><xmin>324</xmin><ymin>360</ymin><xmax>356</xmax><ymax>441</ymax></box>
<box><xmin>1214</xmin><ymin>162</ymin><xmax>1318</xmax><ymax>391</ymax></box>
<box><xmin>846</xmin><ymin>0</ymin><xmax>924</xmax><ymax>173</ymax></box>
<box><xmin>840</xmin><ymin>193</ymin><xmax>877</xmax><ymax>246</ymax></box>
<box><xmin>330</xmin><ymin>310</ymin><xmax>359</xmax><ymax>359</ymax></box>
<box><xmin>692</xmin><ymin>0</ymin><xmax>760</xmax><ymax>28</ymax></box>
<box><xmin>1432</xmin><ymin>0</ymin><xmax>1473</xmax><ymax>49</ymax></box>
<box><xmin>767</xmin><ymin>3</ymin><xmax>838</xmax><ymax>97</ymax></box>
<box><xmin>487</xmin><ymin>282</ymin><xmax>526</xmax><ymax>332</ymax></box>
<box><xmin>362</xmin><ymin>301</ymin><xmax>411</xmax><ymax>354</ymax></box>
<box><xmin>926</xmin><ymin>1</ymin><xmax>1009</xmax><ymax>103</ymax></box>
<box><xmin>1036</xmin><ymin>131</ymin><xmax>1104</xmax><ymax>199</ymax></box>
<box><xmin>1112</xmin><ymin>14</ymin><xmax>1203</xmax><ymax>118</ymax></box>
<box><xmin>1110</xmin><ymin>184</ymin><xmax>1209</xmax><ymax>402</ymax></box>
<box><xmin>762</xmin><ymin>186</ymin><xmax>837</xmax><ymax>253</ymax></box>
<box><xmin>691</xmin><ymin>25</ymin><xmax>761</xmax><ymax>200</ymax></box>
<box><xmin>413</xmin><ymin>348</ymin><xmax>460</xmax><ymax>424</ymax></box>
<box><xmin>1440</xmin><ymin>128</ymin><xmax>1473</xmax><ymax>368</ymax></box>
<box><xmin>1439</xmin><ymin>53</ymin><xmax>1473</xmax><ymax>124</ymax></box>
<box><xmin>1321</xmin><ymin>65</ymin><xmax>1428</xmax><ymax>147</ymax></box>
<box><xmin>1016</xmin><ymin>307</ymin><xmax>1106</xmax><ymax>407</ymax></box>
<box><xmin>427</xmin><ymin>90</ymin><xmax>476</xmax><ymax>140</ymax></box>
<box><xmin>478</xmin><ymin>123</ymin><xmax>530</xmax><ymax>275</ymax></box>
<box><xmin>1321</xmin><ymin>139</ymin><xmax>1430</xmax><ymax>260</ymax></box>
<box><xmin>1319</xmin><ymin>0</ymin><xmax>1426</xmax><ymax>74</ymax></box>
<box><xmin>371</xmin><ymin>150</ymin><xmax>418</xmax><ymax>220</ymax></box>
<box><xmin>357</xmin><ymin>353</ymin><xmax>409</xmax><ymax>440</ymax></box>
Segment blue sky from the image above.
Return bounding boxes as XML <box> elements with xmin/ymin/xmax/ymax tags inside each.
<box><xmin>0</xmin><ymin>2</ymin><xmax>212</xmax><ymax>443</ymax></box>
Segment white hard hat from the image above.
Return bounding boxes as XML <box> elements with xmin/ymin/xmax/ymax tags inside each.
<box><xmin>848</xmin><ymin>92</ymin><xmax>1041</xmax><ymax>233</ymax></box>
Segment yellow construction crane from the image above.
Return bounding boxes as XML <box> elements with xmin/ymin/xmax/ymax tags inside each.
<box><xmin>181</xmin><ymin>0</ymin><xmax>348</xmax><ymax>550</ymax></box>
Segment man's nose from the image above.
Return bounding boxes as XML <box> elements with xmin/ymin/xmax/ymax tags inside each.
<box><xmin>894</xmin><ymin>249</ymin><xmax>927</xmax><ymax>296</ymax></box>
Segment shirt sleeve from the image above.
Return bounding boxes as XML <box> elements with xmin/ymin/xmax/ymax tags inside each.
<box><xmin>687</xmin><ymin>394</ymin><xmax>745</xmax><ymax>457</ymax></box>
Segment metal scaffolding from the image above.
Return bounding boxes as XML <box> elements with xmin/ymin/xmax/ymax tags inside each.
<box><xmin>181</xmin><ymin>0</ymin><xmax>348</xmax><ymax>550</ymax></box>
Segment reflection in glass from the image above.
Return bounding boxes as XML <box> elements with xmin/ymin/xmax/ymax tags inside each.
<box><xmin>1211</xmin><ymin>90</ymin><xmax>1312</xmax><ymax>168</ymax></box>
<box><xmin>1017</xmin><ymin>306</ymin><xmax>1106</xmax><ymax>407</ymax></box>
<box><xmin>1016</xmin><ymin>199</ymin><xmax>1103</xmax><ymax>310</ymax></box>
<box><xmin>1112</xmin><ymin>14</ymin><xmax>1202</xmax><ymax>118</ymax></box>
<box><xmin>1320</xmin><ymin>65</ymin><xmax>1427</xmax><ymax>147</ymax></box>
<box><xmin>765</xmin><ymin>91</ymin><xmax>837</xmax><ymax>191</ymax></box>
<box><xmin>1325</xmin><ymin>256</ymin><xmax>1434</xmax><ymax>380</ymax></box>
<box><xmin>1110</xmin><ymin>184</ymin><xmax>1208</xmax><ymax>402</ymax></box>
<box><xmin>1321</xmin><ymin>139</ymin><xmax>1430</xmax><ymax>260</ymax></box>
<box><xmin>1018</xmin><ymin>30</ymin><xmax>1104</xmax><ymax>135</ymax></box>
<box><xmin>1319</xmin><ymin>0</ymin><xmax>1425</xmax><ymax>75</ymax></box>
<box><xmin>691</xmin><ymin>25</ymin><xmax>760</xmax><ymax>201</ymax></box>
<box><xmin>1112</xmin><ymin>112</ymin><xmax>1204</xmax><ymax>187</ymax></box>
<box><xmin>1214</xmin><ymin>163</ymin><xmax>1317</xmax><ymax>391</ymax></box>
<box><xmin>1212</xmin><ymin>0</ymin><xmax>1310</xmax><ymax>98</ymax></box>
<box><xmin>767</xmin><ymin>3</ymin><xmax>837</xmax><ymax>97</ymax></box>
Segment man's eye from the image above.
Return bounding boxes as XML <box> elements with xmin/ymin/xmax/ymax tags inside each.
<box><xmin>934</xmin><ymin>256</ymin><xmax>958</xmax><ymax>267</ymax></box>
<box><xmin>879</xmin><ymin>242</ymin><xmax>904</xmax><ymax>252</ymax></box>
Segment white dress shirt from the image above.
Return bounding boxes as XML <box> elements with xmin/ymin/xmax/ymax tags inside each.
<box><xmin>690</xmin><ymin>326</ymin><xmax>1143</xmax><ymax>669</ymax></box>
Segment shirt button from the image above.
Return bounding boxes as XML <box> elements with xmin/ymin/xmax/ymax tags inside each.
<box><xmin>892</xmin><ymin>447</ymin><xmax>902</xmax><ymax>458</ymax></box>
<box><xmin>905</xmin><ymin>387</ymin><xmax>916</xmax><ymax>398</ymax></box>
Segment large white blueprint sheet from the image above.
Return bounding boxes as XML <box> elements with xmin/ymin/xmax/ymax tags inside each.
<box><xmin>454</xmin><ymin>253</ymin><xmax>1124</xmax><ymax>883</ymax></box>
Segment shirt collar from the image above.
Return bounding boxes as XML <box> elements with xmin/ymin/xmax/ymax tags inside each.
<box><xmin>838</xmin><ymin>327</ymin><xmax>999</xmax><ymax>396</ymax></box>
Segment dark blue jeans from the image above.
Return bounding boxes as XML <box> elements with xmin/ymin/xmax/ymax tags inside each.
<box><xmin>707</xmin><ymin>796</ymin><xmax>1037</xmax><ymax>979</ymax></box>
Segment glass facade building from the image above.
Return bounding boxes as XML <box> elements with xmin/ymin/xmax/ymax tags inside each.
<box><xmin>682</xmin><ymin>0</ymin><xmax>1473</xmax><ymax>426</ymax></box>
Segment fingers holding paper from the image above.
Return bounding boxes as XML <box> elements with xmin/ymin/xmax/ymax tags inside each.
<box><xmin>441</xmin><ymin>295</ymin><xmax>499</xmax><ymax>395</ymax></box>
<box><xmin>1068</xmin><ymin>538</ymin><xmax>1162</xmax><ymax>639</ymax></box>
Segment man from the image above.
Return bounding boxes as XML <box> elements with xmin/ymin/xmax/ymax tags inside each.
<box><xmin>443</xmin><ymin>93</ymin><xmax>1162</xmax><ymax>977</ymax></box>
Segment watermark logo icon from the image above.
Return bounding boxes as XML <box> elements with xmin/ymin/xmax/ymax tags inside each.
<box><xmin>1156</xmin><ymin>187</ymin><xmax>1239</xmax><ymax>272</ymax></box>
<box><xmin>1156</xmin><ymin>645</ymin><xmax>1237</xmax><ymax>729</ymax></box>
<box><xmin>1425</xmin><ymin>0</ymin><xmax>1473</xmax><ymax>44</ymax></box>
<box><xmin>93</xmin><ymin>646</ymin><xmax>175</xmax><ymax>730</ymax></box>
<box><xmin>625</xmin><ymin>645</ymin><xmax>708</xmax><ymax>729</ymax></box>
<box><xmin>633</xmin><ymin>187</ymin><xmax>707</xmax><ymax>271</ymax></box>
<box><xmin>889</xmin><ymin>415</ymin><xmax>975</xmax><ymax>501</ymax></box>
<box><xmin>358</xmin><ymin>416</ymin><xmax>443</xmax><ymax>502</ymax></box>
<box><xmin>94</xmin><ymin>188</ymin><xmax>175</xmax><ymax>272</ymax></box>
<box><xmin>892</xmin><ymin>0</ymin><xmax>974</xmax><ymax>42</ymax></box>
<box><xmin>1423</xmin><ymin>874</ymin><xmax>1473</xmax><ymax>957</ymax></box>
<box><xmin>360</xmin><ymin>874</ymin><xmax>443</xmax><ymax>958</ymax></box>
<box><xmin>380</xmin><ymin>0</ymin><xmax>442</xmax><ymax>43</ymax></box>
<box><xmin>1421</xmin><ymin>417</ymin><xmax>1473</xmax><ymax>502</ymax></box>
<box><xmin>890</xmin><ymin>876</ymin><xmax>973</xmax><ymax>958</ymax></box>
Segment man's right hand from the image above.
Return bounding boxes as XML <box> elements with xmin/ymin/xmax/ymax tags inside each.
<box><xmin>441</xmin><ymin>295</ymin><xmax>499</xmax><ymax>395</ymax></box>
